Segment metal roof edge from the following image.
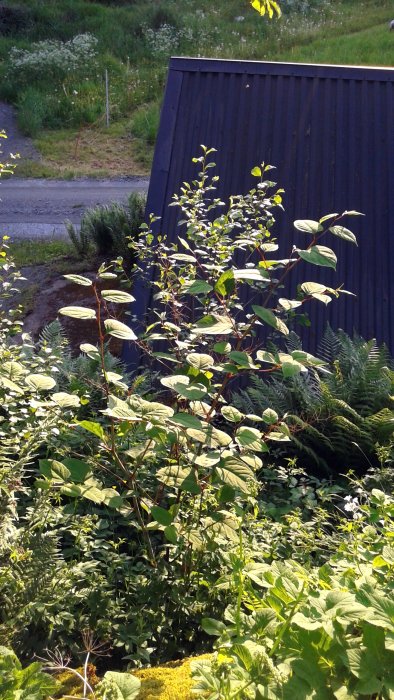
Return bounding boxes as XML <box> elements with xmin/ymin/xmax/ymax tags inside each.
<box><xmin>168</xmin><ymin>56</ymin><xmax>394</xmax><ymax>80</ymax></box>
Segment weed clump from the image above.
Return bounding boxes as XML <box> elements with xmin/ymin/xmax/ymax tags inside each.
<box><xmin>66</xmin><ymin>191</ymin><xmax>146</xmax><ymax>260</ymax></box>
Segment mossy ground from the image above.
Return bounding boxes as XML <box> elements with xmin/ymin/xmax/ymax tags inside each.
<box><xmin>55</xmin><ymin>655</ymin><xmax>211</xmax><ymax>699</ymax></box>
<box><xmin>135</xmin><ymin>655</ymin><xmax>211</xmax><ymax>699</ymax></box>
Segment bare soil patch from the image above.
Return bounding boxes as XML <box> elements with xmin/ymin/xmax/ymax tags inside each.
<box><xmin>13</xmin><ymin>261</ymin><xmax>123</xmax><ymax>355</ymax></box>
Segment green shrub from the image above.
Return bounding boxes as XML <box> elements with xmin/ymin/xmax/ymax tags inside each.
<box><xmin>66</xmin><ymin>192</ymin><xmax>146</xmax><ymax>259</ymax></box>
<box><xmin>8</xmin><ymin>33</ymin><xmax>98</xmax><ymax>88</ymax></box>
<box><xmin>47</xmin><ymin>148</ymin><xmax>361</xmax><ymax>661</ymax></box>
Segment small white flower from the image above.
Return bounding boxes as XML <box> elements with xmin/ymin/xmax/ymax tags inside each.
<box><xmin>344</xmin><ymin>502</ymin><xmax>355</xmax><ymax>512</ymax></box>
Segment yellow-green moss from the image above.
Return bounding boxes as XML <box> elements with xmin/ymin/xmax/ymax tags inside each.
<box><xmin>55</xmin><ymin>655</ymin><xmax>211</xmax><ymax>700</ymax></box>
<box><xmin>135</xmin><ymin>655</ymin><xmax>211</xmax><ymax>700</ymax></box>
<box><xmin>53</xmin><ymin>664</ymin><xmax>99</xmax><ymax>698</ymax></box>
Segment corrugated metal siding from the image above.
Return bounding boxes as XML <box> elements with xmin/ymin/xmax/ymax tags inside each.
<box><xmin>136</xmin><ymin>58</ymin><xmax>394</xmax><ymax>360</ymax></box>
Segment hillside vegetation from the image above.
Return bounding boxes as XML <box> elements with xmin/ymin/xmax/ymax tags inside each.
<box><xmin>0</xmin><ymin>0</ymin><xmax>392</xmax><ymax>176</ymax></box>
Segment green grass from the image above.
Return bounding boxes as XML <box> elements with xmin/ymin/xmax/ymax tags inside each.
<box><xmin>0</xmin><ymin>0</ymin><xmax>392</xmax><ymax>175</ymax></box>
<box><xmin>274</xmin><ymin>23</ymin><xmax>393</xmax><ymax>66</ymax></box>
<box><xmin>9</xmin><ymin>238</ymin><xmax>78</xmax><ymax>267</ymax></box>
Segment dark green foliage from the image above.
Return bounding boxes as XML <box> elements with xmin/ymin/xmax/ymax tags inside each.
<box><xmin>0</xmin><ymin>3</ymin><xmax>33</xmax><ymax>36</ymax></box>
<box><xmin>150</xmin><ymin>6</ymin><xmax>179</xmax><ymax>30</ymax></box>
<box><xmin>233</xmin><ymin>328</ymin><xmax>394</xmax><ymax>475</ymax></box>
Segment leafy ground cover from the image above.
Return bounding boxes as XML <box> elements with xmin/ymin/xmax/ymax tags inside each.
<box><xmin>0</xmin><ymin>0</ymin><xmax>392</xmax><ymax>175</ymax></box>
<box><xmin>1</xmin><ymin>147</ymin><xmax>393</xmax><ymax>698</ymax></box>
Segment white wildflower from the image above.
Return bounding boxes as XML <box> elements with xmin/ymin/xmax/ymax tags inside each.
<box><xmin>8</xmin><ymin>34</ymin><xmax>98</xmax><ymax>84</ymax></box>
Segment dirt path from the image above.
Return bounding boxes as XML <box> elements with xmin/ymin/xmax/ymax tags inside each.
<box><xmin>0</xmin><ymin>101</ymin><xmax>40</xmax><ymax>162</ymax></box>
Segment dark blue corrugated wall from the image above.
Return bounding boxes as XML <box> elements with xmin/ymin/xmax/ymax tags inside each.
<box><xmin>129</xmin><ymin>58</ymin><xmax>394</xmax><ymax>363</ymax></box>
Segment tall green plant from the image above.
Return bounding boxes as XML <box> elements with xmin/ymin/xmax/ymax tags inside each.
<box><xmin>0</xmin><ymin>148</ymin><xmax>364</xmax><ymax>664</ymax></box>
<box><xmin>55</xmin><ymin>147</ymin><xmax>361</xmax><ymax>566</ymax></box>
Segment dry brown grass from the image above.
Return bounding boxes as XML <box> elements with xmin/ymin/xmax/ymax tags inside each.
<box><xmin>18</xmin><ymin>123</ymin><xmax>149</xmax><ymax>179</ymax></box>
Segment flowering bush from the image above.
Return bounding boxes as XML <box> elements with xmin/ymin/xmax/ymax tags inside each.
<box><xmin>143</xmin><ymin>23</ymin><xmax>194</xmax><ymax>58</ymax></box>
<box><xmin>8</xmin><ymin>34</ymin><xmax>98</xmax><ymax>87</ymax></box>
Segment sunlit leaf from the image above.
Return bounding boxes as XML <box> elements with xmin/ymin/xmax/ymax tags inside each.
<box><xmin>278</xmin><ymin>298</ymin><xmax>302</xmax><ymax>311</ymax></box>
<box><xmin>262</xmin><ymin>408</ymin><xmax>278</xmax><ymax>424</ymax></box>
<box><xmin>104</xmin><ymin>319</ymin><xmax>137</xmax><ymax>340</ymax></box>
<box><xmin>77</xmin><ymin>420</ymin><xmax>105</xmax><ymax>440</ymax></box>
<box><xmin>80</xmin><ymin>343</ymin><xmax>100</xmax><ymax>359</ymax></box>
<box><xmin>214</xmin><ymin>269</ymin><xmax>235</xmax><ymax>297</ymax></box>
<box><xmin>319</xmin><ymin>213</ymin><xmax>339</xmax><ymax>223</ymax></box>
<box><xmin>102</xmin><ymin>395</ymin><xmax>139</xmax><ymax>421</ymax></box>
<box><xmin>101</xmin><ymin>289</ymin><xmax>135</xmax><ymax>303</ymax></box>
<box><xmin>52</xmin><ymin>392</ymin><xmax>80</xmax><ymax>408</ymax></box>
<box><xmin>215</xmin><ymin>456</ymin><xmax>256</xmax><ymax>492</ymax></box>
<box><xmin>63</xmin><ymin>274</ymin><xmax>92</xmax><ymax>286</ymax></box>
<box><xmin>329</xmin><ymin>225</ymin><xmax>357</xmax><ymax>245</ymax></box>
<box><xmin>49</xmin><ymin>460</ymin><xmax>71</xmax><ymax>482</ymax></box>
<box><xmin>59</xmin><ymin>306</ymin><xmax>96</xmax><ymax>320</ymax></box>
<box><xmin>187</xmin><ymin>425</ymin><xmax>232</xmax><ymax>448</ymax></box>
<box><xmin>161</xmin><ymin>375</ymin><xmax>207</xmax><ymax>400</ymax></box>
<box><xmin>233</xmin><ymin>268</ymin><xmax>270</xmax><ymax>282</ymax></box>
<box><xmin>294</xmin><ymin>219</ymin><xmax>323</xmax><ymax>234</ymax></box>
<box><xmin>301</xmin><ymin>281</ymin><xmax>327</xmax><ymax>295</ymax></box>
<box><xmin>25</xmin><ymin>374</ymin><xmax>56</xmax><ymax>391</ymax></box>
<box><xmin>298</xmin><ymin>245</ymin><xmax>337</xmax><ymax>270</ymax></box>
<box><xmin>235</xmin><ymin>426</ymin><xmax>267</xmax><ymax>452</ymax></box>
<box><xmin>101</xmin><ymin>671</ymin><xmax>140</xmax><ymax>700</ymax></box>
<box><xmin>194</xmin><ymin>314</ymin><xmax>233</xmax><ymax>335</ymax></box>
<box><xmin>186</xmin><ymin>353</ymin><xmax>214</xmax><ymax>370</ymax></box>
<box><xmin>221</xmin><ymin>405</ymin><xmax>244</xmax><ymax>423</ymax></box>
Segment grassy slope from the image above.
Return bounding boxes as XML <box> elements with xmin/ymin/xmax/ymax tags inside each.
<box><xmin>1</xmin><ymin>0</ymin><xmax>392</xmax><ymax>177</ymax></box>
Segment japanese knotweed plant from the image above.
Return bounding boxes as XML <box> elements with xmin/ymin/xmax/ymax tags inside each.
<box><xmin>55</xmin><ymin>147</ymin><xmax>362</xmax><ymax>567</ymax></box>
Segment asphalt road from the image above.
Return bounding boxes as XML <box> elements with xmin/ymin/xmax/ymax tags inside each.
<box><xmin>1</xmin><ymin>101</ymin><xmax>149</xmax><ymax>239</ymax></box>
<box><xmin>0</xmin><ymin>177</ymin><xmax>150</xmax><ymax>239</ymax></box>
